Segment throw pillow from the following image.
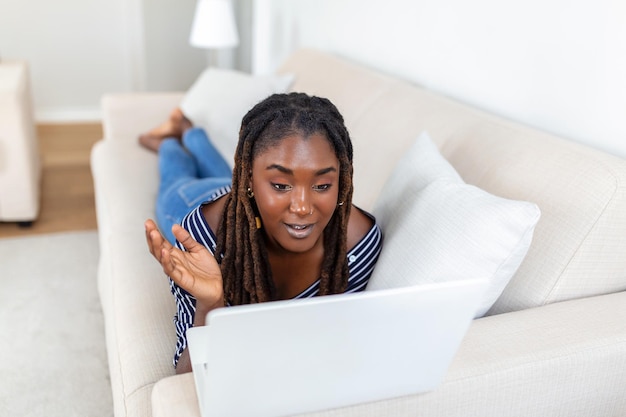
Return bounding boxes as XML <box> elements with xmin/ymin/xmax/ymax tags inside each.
<box><xmin>368</xmin><ymin>131</ymin><xmax>541</xmax><ymax>317</ymax></box>
<box><xmin>180</xmin><ymin>68</ymin><xmax>295</xmax><ymax>166</ymax></box>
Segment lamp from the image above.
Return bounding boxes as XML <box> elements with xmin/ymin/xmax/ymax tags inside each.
<box><xmin>189</xmin><ymin>0</ymin><xmax>239</xmax><ymax>49</ymax></box>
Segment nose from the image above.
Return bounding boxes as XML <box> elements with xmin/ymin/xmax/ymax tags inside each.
<box><xmin>290</xmin><ymin>187</ymin><xmax>312</xmax><ymax>215</ymax></box>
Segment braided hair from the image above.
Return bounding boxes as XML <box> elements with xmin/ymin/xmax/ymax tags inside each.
<box><xmin>215</xmin><ymin>92</ymin><xmax>354</xmax><ymax>305</ymax></box>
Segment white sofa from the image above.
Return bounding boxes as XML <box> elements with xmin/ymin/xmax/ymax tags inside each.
<box><xmin>91</xmin><ymin>49</ymin><xmax>626</xmax><ymax>417</ymax></box>
<box><xmin>0</xmin><ymin>61</ymin><xmax>40</xmax><ymax>224</ymax></box>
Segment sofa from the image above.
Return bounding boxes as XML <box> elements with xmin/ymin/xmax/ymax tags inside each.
<box><xmin>0</xmin><ymin>61</ymin><xmax>40</xmax><ymax>224</ymax></box>
<box><xmin>90</xmin><ymin>49</ymin><xmax>626</xmax><ymax>417</ymax></box>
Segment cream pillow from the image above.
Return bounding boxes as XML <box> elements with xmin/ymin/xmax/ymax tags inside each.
<box><xmin>368</xmin><ymin>131</ymin><xmax>541</xmax><ymax>317</ymax></box>
<box><xmin>180</xmin><ymin>68</ymin><xmax>295</xmax><ymax>166</ymax></box>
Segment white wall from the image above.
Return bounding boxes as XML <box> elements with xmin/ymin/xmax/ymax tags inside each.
<box><xmin>141</xmin><ymin>0</ymin><xmax>210</xmax><ymax>92</ymax></box>
<box><xmin>0</xmin><ymin>0</ymin><xmax>132</xmax><ymax>121</ymax></box>
<box><xmin>3</xmin><ymin>0</ymin><xmax>623</xmax><ymax>160</ymax></box>
<box><xmin>0</xmin><ymin>0</ymin><xmax>210</xmax><ymax>122</ymax></box>
<box><xmin>251</xmin><ymin>0</ymin><xmax>626</xmax><ymax>159</ymax></box>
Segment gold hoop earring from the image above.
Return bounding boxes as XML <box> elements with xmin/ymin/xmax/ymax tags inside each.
<box><xmin>247</xmin><ymin>187</ymin><xmax>254</xmax><ymax>198</ymax></box>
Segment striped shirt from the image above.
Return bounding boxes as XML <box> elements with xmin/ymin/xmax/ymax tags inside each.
<box><xmin>170</xmin><ymin>186</ymin><xmax>383</xmax><ymax>367</ymax></box>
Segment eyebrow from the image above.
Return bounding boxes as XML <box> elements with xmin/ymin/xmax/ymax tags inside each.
<box><xmin>266</xmin><ymin>164</ymin><xmax>337</xmax><ymax>176</ymax></box>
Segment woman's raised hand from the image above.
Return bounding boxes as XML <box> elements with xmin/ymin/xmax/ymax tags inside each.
<box><xmin>144</xmin><ymin>220</ymin><xmax>224</xmax><ymax>310</ymax></box>
<box><xmin>145</xmin><ymin>219</ymin><xmax>170</xmax><ymax>263</ymax></box>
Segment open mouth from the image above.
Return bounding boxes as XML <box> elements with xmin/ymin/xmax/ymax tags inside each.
<box><xmin>285</xmin><ymin>223</ymin><xmax>315</xmax><ymax>239</ymax></box>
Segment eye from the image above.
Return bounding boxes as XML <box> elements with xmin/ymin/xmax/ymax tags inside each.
<box><xmin>271</xmin><ymin>183</ymin><xmax>292</xmax><ymax>191</ymax></box>
<box><xmin>313</xmin><ymin>184</ymin><xmax>332</xmax><ymax>192</ymax></box>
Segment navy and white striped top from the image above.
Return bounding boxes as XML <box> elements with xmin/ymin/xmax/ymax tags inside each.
<box><xmin>170</xmin><ymin>186</ymin><xmax>383</xmax><ymax>367</ymax></box>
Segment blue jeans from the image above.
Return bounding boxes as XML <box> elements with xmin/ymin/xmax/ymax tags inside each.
<box><xmin>156</xmin><ymin>127</ymin><xmax>232</xmax><ymax>244</ymax></box>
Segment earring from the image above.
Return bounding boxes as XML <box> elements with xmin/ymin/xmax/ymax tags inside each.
<box><xmin>247</xmin><ymin>187</ymin><xmax>254</xmax><ymax>198</ymax></box>
<box><xmin>337</xmin><ymin>201</ymin><xmax>344</xmax><ymax>206</ymax></box>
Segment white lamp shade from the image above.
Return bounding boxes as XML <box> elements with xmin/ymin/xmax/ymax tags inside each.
<box><xmin>190</xmin><ymin>0</ymin><xmax>239</xmax><ymax>49</ymax></box>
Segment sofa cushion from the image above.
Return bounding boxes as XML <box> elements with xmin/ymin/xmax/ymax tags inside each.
<box><xmin>442</xmin><ymin>123</ymin><xmax>626</xmax><ymax>314</ymax></box>
<box><xmin>367</xmin><ymin>132</ymin><xmax>541</xmax><ymax>317</ymax></box>
<box><xmin>180</xmin><ymin>68</ymin><xmax>294</xmax><ymax>165</ymax></box>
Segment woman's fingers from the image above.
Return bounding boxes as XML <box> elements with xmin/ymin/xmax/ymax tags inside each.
<box><xmin>146</xmin><ymin>221</ymin><xmax>214</xmax><ymax>298</ymax></box>
<box><xmin>145</xmin><ymin>219</ymin><xmax>173</xmax><ymax>263</ymax></box>
<box><xmin>152</xmin><ymin>224</ymin><xmax>224</xmax><ymax>306</ymax></box>
<box><xmin>161</xmin><ymin>245</ymin><xmax>195</xmax><ymax>293</ymax></box>
<box><xmin>160</xmin><ymin>246</ymin><xmax>176</xmax><ymax>277</ymax></box>
<box><xmin>145</xmin><ymin>220</ymin><xmax>160</xmax><ymax>259</ymax></box>
<box><xmin>172</xmin><ymin>224</ymin><xmax>203</xmax><ymax>253</ymax></box>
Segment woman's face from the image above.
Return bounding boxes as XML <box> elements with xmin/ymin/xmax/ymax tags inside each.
<box><xmin>250</xmin><ymin>132</ymin><xmax>340</xmax><ymax>255</ymax></box>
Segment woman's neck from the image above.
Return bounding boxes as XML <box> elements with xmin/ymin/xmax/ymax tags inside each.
<box><xmin>267</xmin><ymin>240</ymin><xmax>324</xmax><ymax>299</ymax></box>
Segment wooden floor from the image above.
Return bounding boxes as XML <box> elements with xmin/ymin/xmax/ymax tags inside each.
<box><xmin>0</xmin><ymin>123</ymin><xmax>102</xmax><ymax>238</ymax></box>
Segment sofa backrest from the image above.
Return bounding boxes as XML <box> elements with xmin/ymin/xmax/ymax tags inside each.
<box><xmin>279</xmin><ymin>49</ymin><xmax>626</xmax><ymax>314</ymax></box>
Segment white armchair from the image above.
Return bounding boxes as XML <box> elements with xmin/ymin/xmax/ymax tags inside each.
<box><xmin>0</xmin><ymin>61</ymin><xmax>40</xmax><ymax>225</ymax></box>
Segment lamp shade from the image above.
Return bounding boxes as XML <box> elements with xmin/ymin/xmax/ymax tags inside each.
<box><xmin>189</xmin><ymin>0</ymin><xmax>239</xmax><ymax>49</ymax></box>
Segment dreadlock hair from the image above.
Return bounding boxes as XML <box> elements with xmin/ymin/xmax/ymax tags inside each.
<box><xmin>215</xmin><ymin>92</ymin><xmax>354</xmax><ymax>306</ymax></box>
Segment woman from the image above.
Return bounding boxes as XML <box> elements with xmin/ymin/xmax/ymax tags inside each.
<box><xmin>145</xmin><ymin>93</ymin><xmax>383</xmax><ymax>373</ymax></box>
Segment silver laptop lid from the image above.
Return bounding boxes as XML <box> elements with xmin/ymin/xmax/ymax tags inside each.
<box><xmin>188</xmin><ymin>278</ymin><xmax>487</xmax><ymax>417</ymax></box>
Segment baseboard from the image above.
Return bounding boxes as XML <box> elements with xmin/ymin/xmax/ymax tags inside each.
<box><xmin>35</xmin><ymin>107</ymin><xmax>102</xmax><ymax>123</ymax></box>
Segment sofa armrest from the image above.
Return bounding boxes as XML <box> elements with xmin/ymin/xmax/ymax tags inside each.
<box><xmin>152</xmin><ymin>373</ymin><xmax>198</xmax><ymax>417</ymax></box>
<box><xmin>101</xmin><ymin>92</ymin><xmax>184</xmax><ymax>143</ymax></box>
<box><xmin>151</xmin><ymin>291</ymin><xmax>626</xmax><ymax>417</ymax></box>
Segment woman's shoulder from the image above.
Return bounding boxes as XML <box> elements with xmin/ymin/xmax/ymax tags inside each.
<box><xmin>200</xmin><ymin>190</ymin><xmax>230</xmax><ymax>232</ymax></box>
<box><xmin>347</xmin><ymin>205</ymin><xmax>377</xmax><ymax>251</ymax></box>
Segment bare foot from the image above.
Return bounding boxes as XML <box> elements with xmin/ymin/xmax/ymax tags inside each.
<box><xmin>138</xmin><ymin>108</ymin><xmax>192</xmax><ymax>152</ymax></box>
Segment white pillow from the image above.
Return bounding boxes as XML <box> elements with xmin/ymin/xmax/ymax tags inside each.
<box><xmin>180</xmin><ymin>68</ymin><xmax>295</xmax><ymax>167</ymax></box>
<box><xmin>368</xmin><ymin>131</ymin><xmax>541</xmax><ymax>317</ymax></box>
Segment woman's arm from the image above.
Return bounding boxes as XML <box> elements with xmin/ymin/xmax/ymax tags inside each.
<box><xmin>173</xmin><ymin>294</ymin><xmax>218</xmax><ymax>374</ymax></box>
<box><xmin>145</xmin><ymin>220</ymin><xmax>225</xmax><ymax>373</ymax></box>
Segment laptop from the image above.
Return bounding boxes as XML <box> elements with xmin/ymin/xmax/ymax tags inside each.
<box><xmin>187</xmin><ymin>278</ymin><xmax>487</xmax><ymax>417</ymax></box>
